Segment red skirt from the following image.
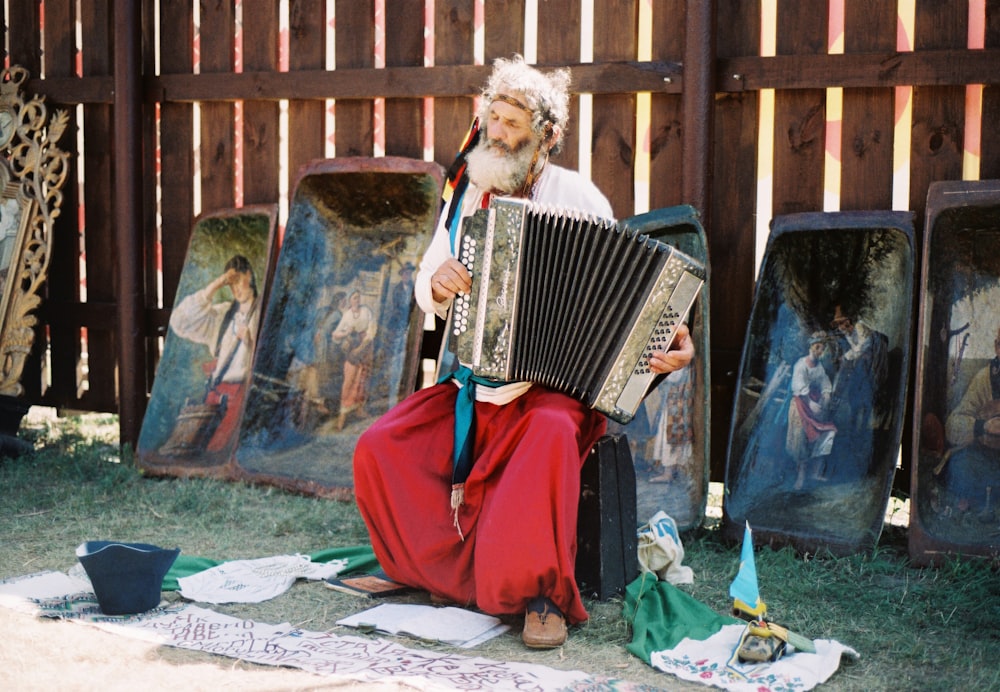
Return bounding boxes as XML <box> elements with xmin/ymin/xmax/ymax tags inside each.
<box><xmin>353</xmin><ymin>382</ymin><xmax>607</xmax><ymax>624</ymax></box>
<box><xmin>204</xmin><ymin>382</ymin><xmax>244</xmax><ymax>453</ymax></box>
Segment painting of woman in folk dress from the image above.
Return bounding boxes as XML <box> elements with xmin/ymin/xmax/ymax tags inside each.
<box><xmin>137</xmin><ymin>207</ymin><xmax>278</xmax><ymax>476</ymax></box>
<box><xmin>724</xmin><ymin>211</ymin><xmax>914</xmax><ymax>556</ymax></box>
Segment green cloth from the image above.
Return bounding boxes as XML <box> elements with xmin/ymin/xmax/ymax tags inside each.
<box><xmin>623</xmin><ymin>572</ymin><xmax>741</xmax><ymax>663</ymax></box>
<box><xmin>162</xmin><ymin>545</ymin><xmax>379</xmax><ymax>592</ymax></box>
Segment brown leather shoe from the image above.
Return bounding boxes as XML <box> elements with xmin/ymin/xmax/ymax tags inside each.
<box><xmin>521</xmin><ymin>597</ymin><xmax>567</xmax><ymax>649</ymax></box>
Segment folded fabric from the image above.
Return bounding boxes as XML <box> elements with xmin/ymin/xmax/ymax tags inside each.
<box><xmin>623</xmin><ymin>575</ymin><xmax>858</xmax><ymax>692</ymax></box>
<box><xmin>624</xmin><ymin>572</ymin><xmax>739</xmax><ymax>662</ymax></box>
<box><xmin>637</xmin><ymin>511</ymin><xmax>695</xmax><ymax>585</ymax></box>
<box><xmin>162</xmin><ymin>545</ymin><xmax>378</xmax><ymax>591</ymax></box>
<box><xmin>177</xmin><ymin>554</ymin><xmax>348</xmax><ymax>604</ymax></box>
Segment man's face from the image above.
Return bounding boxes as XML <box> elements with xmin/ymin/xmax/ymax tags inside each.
<box><xmin>809</xmin><ymin>341</ymin><xmax>825</xmax><ymax>360</ymax></box>
<box><xmin>485</xmin><ymin>97</ymin><xmax>535</xmax><ymax>153</ymax></box>
<box><xmin>833</xmin><ymin>316</ymin><xmax>853</xmax><ymax>334</ymax></box>
<box><xmin>465</xmin><ymin>95</ymin><xmax>545</xmax><ymax>195</ymax></box>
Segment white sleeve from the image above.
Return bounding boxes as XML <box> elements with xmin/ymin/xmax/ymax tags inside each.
<box><xmin>169</xmin><ymin>287</ymin><xmax>225</xmax><ymax>352</ymax></box>
<box><xmin>415</xmin><ymin>192</ymin><xmax>475</xmax><ymax>319</ymax></box>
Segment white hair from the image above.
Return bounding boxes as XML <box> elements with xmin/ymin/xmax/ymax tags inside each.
<box><xmin>476</xmin><ymin>55</ymin><xmax>571</xmax><ymax>154</ymax></box>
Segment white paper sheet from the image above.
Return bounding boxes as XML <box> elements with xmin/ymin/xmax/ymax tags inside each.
<box><xmin>336</xmin><ymin>602</ymin><xmax>510</xmax><ymax>648</ymax></box>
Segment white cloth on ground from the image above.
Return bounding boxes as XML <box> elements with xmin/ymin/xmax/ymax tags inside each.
<box><xmin>650</xmin><ymin>622</ymin><xmax>859</xmax><ymax>692</ymax></box>
<box><xmin>177</xmin><ymin>554</ymin><xmax>347</xmax><ymax>604</ymax></box>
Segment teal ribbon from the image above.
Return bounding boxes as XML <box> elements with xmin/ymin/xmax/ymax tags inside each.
<box><xmin>442</xmin><ymin>365</ymin><xmax>504</xmax><ymax>485</ymax></box>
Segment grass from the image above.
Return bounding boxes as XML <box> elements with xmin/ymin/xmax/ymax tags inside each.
<box><xmin>2</xmin><ymin>410</ymin><xmax>999</xmax><ymax>691</ymax></box>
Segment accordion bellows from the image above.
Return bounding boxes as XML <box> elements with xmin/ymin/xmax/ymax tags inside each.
<box><xmin>454</xmin><ymin>197</ymin><xmax>705</xmax><ymax>424</ymax></box>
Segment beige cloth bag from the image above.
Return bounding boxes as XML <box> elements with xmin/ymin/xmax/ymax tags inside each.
<box><xmin>637</xmin><ymin>510</ymin><xmax>694</xmax><ymax>585</ymax></box>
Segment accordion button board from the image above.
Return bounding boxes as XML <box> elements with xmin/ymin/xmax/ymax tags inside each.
<box><xmin>453</xmin><ymin>197</ymin><xmax>705</xmax><ymax>424</ymax></box>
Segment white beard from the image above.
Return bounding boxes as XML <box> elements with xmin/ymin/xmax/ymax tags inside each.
<box><xmin>465</xmin><ymin>136</ymin><xmax>542</xmax><ymax>195</ymax></box>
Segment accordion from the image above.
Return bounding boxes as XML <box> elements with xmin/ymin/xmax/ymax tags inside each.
<box><xmin>452</xmin><ymin>197</ymin><xmax>705</xmax><ymax>424</ymax></box>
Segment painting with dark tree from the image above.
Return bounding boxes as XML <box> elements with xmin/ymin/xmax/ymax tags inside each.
<box><xmin>231</xmin><ymin>158</ymin><xmax>444</xmax><ymax>497</ymax></box>
<box><xmin>911</xmin><ymin>180</ymin><xmax>1000</xmax><ymax>565</ymax></box>
<box><xmin>724</xmin><ymin>211</ymin><xmax>914</xmax><ymax>555</ymax></box>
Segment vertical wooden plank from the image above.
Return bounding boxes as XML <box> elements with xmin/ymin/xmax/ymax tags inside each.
<box><xmin>712</xmin><ymin>0</ymin><xmax>760</xmax><ymax>482</ymax></box>
<box><xmin>335</xmin><ymin>0</ymin><xmax>375</xmax><ymax>157</ymax></box>
<box><xmin>79</xmin><ymin>0</ymin><xmax>118</xmax><ymax>410</ymax></box>
<box><xmin>648</xmin><ymin>0</ymin><xmax>685</xmax><ymax>210</ymax></box>
<box><xmin>39</xmin><ymin>0</ymin><xmax>84</xmax><ymax>405</ymax></box>
<box><xmin>434</xmin><ymin>1</ymin><xmax>475</xmax><ymax>168</ymax></box>
<box><xmin>842</xmin><ymin>0</ymin><xmax>905</xmax><ymax>492</ymax></box>
<box><xmin>384</xmin><ymin>0</ymin><xmax>424</xmax><ymax>159</ymax></box>
<box><xmin>484</xmin><ymin>0</ymin><xmax>524</xmax><ymax>61</ymax></box>
<box><xmin>840</xmin><ymin>0</ymin><xmax>895</xmax><ymax>210</ymax></box>
<box><xmin>7</xmin><ymin>3</ymin><xmax>40</xmax><ymax>75</ymax></box>
<box><xmin>771</xmin><ymin>0</ymin><xmax>827</xmax><ymax>216</ymax></box>
<box><xmin>158</xmin><ymin>0</ymin><xmax>196</xmax><ymax>311</ymax></box>
<box><xmin>980</xmin><ymin>0</ymin><xmax>1000</xmax><ymax>178</ymax></box>
<box><xmin>113</xmin><ymin>0</ymin><xmax>145</xmax><ymax>442</ymax></box>
<box><xmin>906</xmin><ymin>2</ymin><xmax>968</xmax><ymax>499</ymax></box>
<box><xmin>908</xmin><ymin>3</ymin><xmax>966</xmax><ymax>230</ymax></box>
<box><xmin>590</xmin><ymin>0</ymin><xmax>638</xmax><ymax>218</ymax></box>
<box><xmin>199</xmin><ymin>0</ymin><xmax>236</xmax><ymax>214</ymax></box>
<box><xmin>141</xmin><ymin>0</ymin><xmax>161</xmax><ymax>394</ymax></box>
<box><xmin>537</xmin><ymin>0</ymin><xmax>580</xmax><ymax>171</ymax></box>
<box><xmin>242</xmin><ymin>0</ymin><xmax>281</xmax><ymax>205</ymax></box>
<box><xmin>288</xmin><ymin>0</ymin><xmax>326</xmax><ymax>186</ymax></box>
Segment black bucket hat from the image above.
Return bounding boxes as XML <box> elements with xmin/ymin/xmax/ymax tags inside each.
<box><xmin>76</xmin><ymin>541</ymin><xmax>180</xmax><ymax>615</ymax></box>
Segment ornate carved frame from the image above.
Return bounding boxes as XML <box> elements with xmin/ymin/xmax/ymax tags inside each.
<box><xmin>0</xmin><ymin>66</ymin><xmax>69</xmax><ymax>396</ymax></box>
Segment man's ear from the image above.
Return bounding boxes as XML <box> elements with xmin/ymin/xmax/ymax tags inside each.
<box><xmin>546</xmin><ymin>123</ymin><xmax>560</xmax><ymax>150</ymax></box>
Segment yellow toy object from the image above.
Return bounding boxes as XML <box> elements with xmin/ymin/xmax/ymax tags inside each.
<box><xmin>732</xmin><ymin>595</ymin><xmax>767</xmax><ymax>621</ymax></box>
<box><xmin>729</xmin><ymin>523</ymin><xmax>816</xmax><ymax>663</ymax></box>
<box><xmin>735</xmin><ymin>618</ymin><xmax>817</xmax><ymax>662</ymax></box>
<box><xmin>736</xmin><ymin>619</ymin><xmax>787</xmax><ymax>662</ymax></box>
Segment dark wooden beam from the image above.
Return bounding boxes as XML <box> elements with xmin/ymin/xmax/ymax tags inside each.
<box><xmin>146</xmin><ymin>62</ymin><xmax>684</xmax><ymax>102</ymax></box>
<box><xmin>719</xmin><ymin>49</ymin><xmax>1000</xmax><ymax>91</ymax></box>
<box><xmin>682</xmin><ymin>0</ymin><xmax>715</xmax><ymax>221</ymax></box>
<box><xmin>25</xmin><ymin>75</ymin><xmax>114</xmax><ymax>103</ymax></box>
<box><xmin>114</xmin><ymin>0</ymin><xmax>144</xmax><ymax>447</ymax></box>
<box><xmin>25</xmin><ymin>49</ymin><xmax>1000</xmax><ymax>107</ymax></box>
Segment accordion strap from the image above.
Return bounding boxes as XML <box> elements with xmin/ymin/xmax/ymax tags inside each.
<box><xmin>442</xmin><ymin>365</ymin><xmax>505</xmax><ymax>538</ymax></box>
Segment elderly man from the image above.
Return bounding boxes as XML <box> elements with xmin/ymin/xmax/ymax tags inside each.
<box><xmin>352</xmin><ymin>55</ymin><xmax>694</xmax><ymax>649</ymax></box>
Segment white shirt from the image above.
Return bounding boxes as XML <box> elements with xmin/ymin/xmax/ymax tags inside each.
<box><xmin>169</xmin><ymin>287</ymin><xmax>258</xmax><ymax>384</ymax></box>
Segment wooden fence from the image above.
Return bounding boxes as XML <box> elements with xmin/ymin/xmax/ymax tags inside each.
<box><xmin>4</xmin><ymin>0</ymin><xmax>999</xmax><ymax>483</ymax></box>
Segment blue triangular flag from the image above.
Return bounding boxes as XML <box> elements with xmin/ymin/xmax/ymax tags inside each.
<box><xmin>730</xmin><ymin>521</ymin><xmax>766</xmax><ymax>618</ymax></box>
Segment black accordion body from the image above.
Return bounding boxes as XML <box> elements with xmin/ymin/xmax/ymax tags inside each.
<box><xmin>453</xmin><ymin>197</ymin><xmax>705</xmax><ymax>424</ymax></box>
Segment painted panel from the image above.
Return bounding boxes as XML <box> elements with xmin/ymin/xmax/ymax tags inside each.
<box><xmin>232</xmin><ymin>158</ymin><xmax>444</xmax><ymax>497</ymax></box>
<box><xmin>724</xmin><ymin>210</ymin><xmax>915</xmax><ymax>555</ymax></box>
<box><xmin>911</xmin><ymin>180</ymin><xmax>1000</xmax><ymax>564</ymax></box>
<box><xmin>138</xmin><ymin>205</ymin><xmax>279</xmax><ymax>476</ymax></box>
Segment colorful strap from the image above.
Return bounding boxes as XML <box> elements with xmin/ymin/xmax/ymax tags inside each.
<box><xmin>437</xmin><ymin>118</ymin><xmax>496</xmax><ymax>488</ymax></box>
<box><xmin>440</xmin><ymin>365</ymin><xmax>505</xmax><ymax>486</ymax></box>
